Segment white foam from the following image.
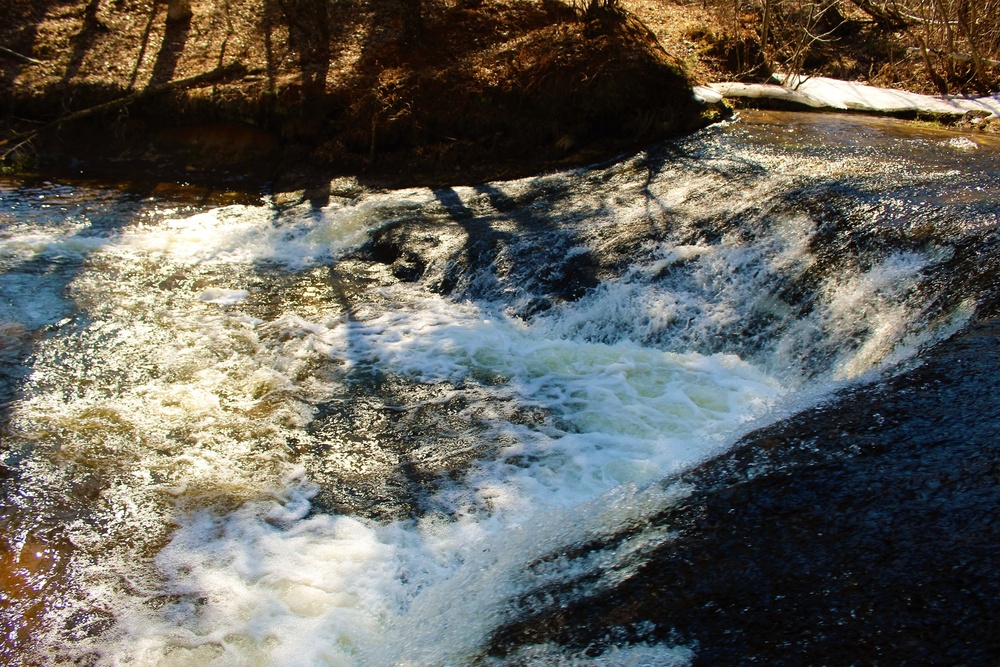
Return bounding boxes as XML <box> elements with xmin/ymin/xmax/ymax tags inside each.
<box><xmin>119</xmin><ymin>190</ymin><xmax>437</xmax><ymax>270</ymax></box>
<box><xmin>945</xmin><ymin>137</ymin><xmax>980</xmax><ymax>152</ymax></box>
<box><xmin>351</xmin><ymin>296</ymin><xmax>782</xmax><ymax>504</ymax></box>
<box><xmin>33</xmin><ymin>214</ymin><xmax>782</xmax><ymax>665</ymax></box>
<box><xmin>101</xmin><ymin>480</ymin><xmax>693</xmax><ymax>667</ymax></box>
<box><xmin>820</xmin><ymin>252</ymin><xmax>971</xmax><ymax>379</ymax></box>
<box><xmin>197</xmin><ymin>288</ymin><xmax>251</xmax><ymax>305</ymax></box>
<box><xmin>0</xmin><ymin>225</ymin><xmax>109</xmax><ymax>261</ymax></box>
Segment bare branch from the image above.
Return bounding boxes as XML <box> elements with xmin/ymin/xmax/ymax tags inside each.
<box><xmin>0</xmin><ymin>45</ymin><xmax>42</xmax><ymax>65</ymax></box>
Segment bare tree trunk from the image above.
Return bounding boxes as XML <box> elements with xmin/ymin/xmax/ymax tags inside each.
<box><xmin>761</xmin><ymin>0</ymin><xmax>773</xmax><ymax>50</ymax></box>
<box><xmin>914</xmin><ymin>32</ymin><xmax>950</xmax><ymax>93</ymax></box>
<box><xmin>956</xmin><ymin>0</ymin><xmax>990</xmax><ymax>86</ymax></box>
<box><xmin>167</xmin><ymin>0</ymin><xmax>193</xmax><ymax>23</ymax></box>
<box><xmin>929</xmin><ymin>0</ymin><xmax>958</xmax><ymax>81</ymax></box>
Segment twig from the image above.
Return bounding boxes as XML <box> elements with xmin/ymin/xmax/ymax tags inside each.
<box><xmin>0</xmin><ymin>45</ymin><xmax>42</xmax><ymax>65</ymax></box>
<box><xmin>0</xmin><ymin>132</ymin><xmax>38</xmax><ymax>161</ymax></box>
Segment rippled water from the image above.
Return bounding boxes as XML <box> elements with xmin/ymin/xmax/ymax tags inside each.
<box><xmin>1</xmin><ymin>111</ymin><xmax>998</xmax><ymax>666</ymax></box>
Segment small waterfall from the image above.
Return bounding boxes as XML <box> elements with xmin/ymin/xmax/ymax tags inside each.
<box><xmin>1</xmin><ymin>112</ymin><xmax>998</xmax><ymax>666</ymax></box>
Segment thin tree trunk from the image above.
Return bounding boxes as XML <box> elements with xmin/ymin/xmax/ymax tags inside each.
<box><xmin>956</xmin><ymin>0</ymin><xmax>990</xmax><ymax>86</ymax></box>
<box><xmin>761</xmin><ymin>0</ymin><xmax>773</xmax><ymax>50</ymax></box>
<box><xmin>931</xmin><ymin>0</ymin><xmax>958</xmax><ymax>81</ymax></box>
<box><xmin>913</xmin><ymin>32</ymin><xmax>951</xmax><ymax>93</ymax></box>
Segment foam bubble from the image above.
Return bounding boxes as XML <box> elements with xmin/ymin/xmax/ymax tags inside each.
<box><xmin>945</xmin><ymin>137</ymin><xmax>979</xmax><ymax>152</ymax></box>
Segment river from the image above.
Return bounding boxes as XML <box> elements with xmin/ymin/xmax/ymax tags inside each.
<box><xmin>1</xmin><ymin>111</ymin><xmax>999</xmax><ymax>666</ymax></box>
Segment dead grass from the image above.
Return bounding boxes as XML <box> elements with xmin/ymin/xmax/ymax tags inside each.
<box><xmin>655</xmin><ymin>0</ymin><xmax>1000</xmax><ymax>95</ymax></box>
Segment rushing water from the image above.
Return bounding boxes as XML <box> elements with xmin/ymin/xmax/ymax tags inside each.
<box><xmin>1</xmin><ymin>111</ymin><xmax>999</xmax><ymax>666</ymax></box>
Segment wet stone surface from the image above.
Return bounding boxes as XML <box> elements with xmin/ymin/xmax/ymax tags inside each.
<box><xmin>488</xmin><ymin>318</ymin><xmax>1000</xmax><ymax>665</ymax></box>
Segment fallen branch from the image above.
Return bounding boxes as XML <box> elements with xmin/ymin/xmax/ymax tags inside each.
<box><xmin>49</xmin><ymin>63</ymin><xmax>249</xmax><ymax>126</ymax></box>
<box><xmin>846</xmin><ymin>0</ymin><xmax>912</xmax><ymax>29</ymax></box>
<box><xmin>1</xmin><ymin>63</ymin><xmax>249</xmax><ymax>159</ymax></box>
<box><xmin>906</xmin><ymin>47</ymin><xmax>1000</xmax><ymax>69</ymax></box>
<box><xmin>0</xmin><ymin>45</ymin><xmax>42</xmax><ymax>65</ymax></box>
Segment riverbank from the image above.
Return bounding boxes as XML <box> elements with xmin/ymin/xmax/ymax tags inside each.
<box><xmin>0</xmin><ymin>0</ymin><xmax>725</xmax><ymax>190</ymax></box>
<box><xmin>2</xmin><ymin>0</ymin><xmax>999</xmax><ymax>190</ymax></box>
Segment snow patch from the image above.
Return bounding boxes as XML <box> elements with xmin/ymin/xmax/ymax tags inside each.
<box><xmin>697</xmin><ymin>75</ymin><xmax>1000</xmax><ymax>118</ymax></box>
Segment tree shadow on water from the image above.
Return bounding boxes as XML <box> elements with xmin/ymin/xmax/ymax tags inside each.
<box><xmin>0</xmin><ymin>177</ymin><xmax>237</xmax><ymax>661</ymax></box>
<box><xmin>431</xmin><ymin>182</ymin><xmax>601</xmax><ymax>311</ymax></box>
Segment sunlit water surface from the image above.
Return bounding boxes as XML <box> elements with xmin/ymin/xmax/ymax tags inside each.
<box><xmin>2</xmin><ymin>111</ymin><xmax>999</xmax><ymax>666</ymax></box>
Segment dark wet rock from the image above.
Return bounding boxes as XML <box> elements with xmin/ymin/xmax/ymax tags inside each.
<box><xmin>489</xmin><ymin>318</ymin><xmax>1000</xmax><ymax>666</ymax></box>
<box><xmin>356</xmin><ymin>207</ymin><xmax>603</xmax><ymax>307</ymax></box>
<box><xmin>305</xmin><ymin>375</ymin><xmax>552</xmax><ymax>523</ymax></box>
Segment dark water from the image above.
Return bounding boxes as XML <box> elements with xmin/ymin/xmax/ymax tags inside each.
<box><xmin>1</xmin><ymin>111</ymin><xmax>998</xmax><ymax>665</ymax></box>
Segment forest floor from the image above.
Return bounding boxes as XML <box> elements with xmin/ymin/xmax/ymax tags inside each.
<box><xmin>0</xmin><ymin>0</ymin><xmax>996</xmax><ymax>188</ymax></box>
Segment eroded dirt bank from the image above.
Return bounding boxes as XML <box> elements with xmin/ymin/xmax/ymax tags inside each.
<box><xmin>0</xmin><ymin>0</ymin><xmax>727</xmax><ymax>189</ymax></box>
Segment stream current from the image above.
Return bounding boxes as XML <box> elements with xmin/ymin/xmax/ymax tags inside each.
<box><xmin>1</xmin><ymin>111</ymin><xmax>999</xmax><ymax>665</ymax></box>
